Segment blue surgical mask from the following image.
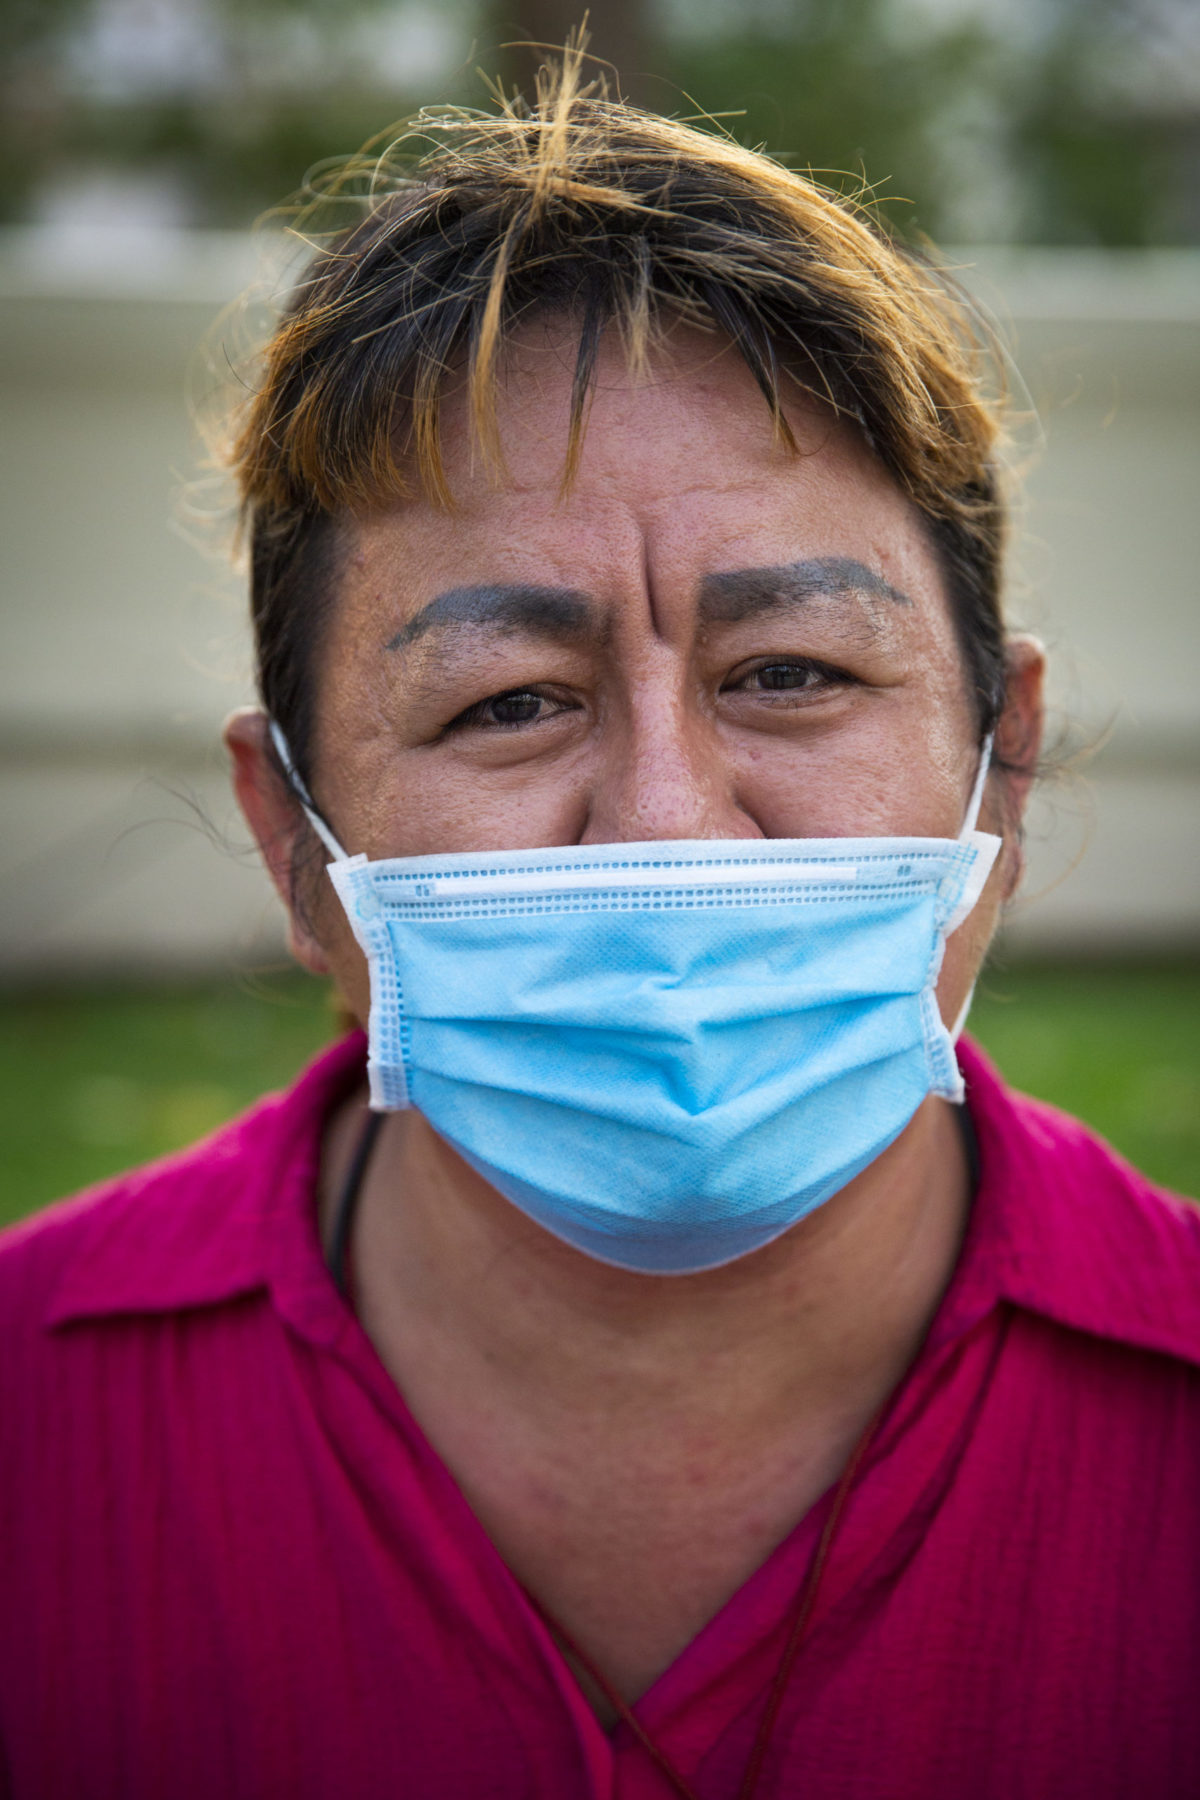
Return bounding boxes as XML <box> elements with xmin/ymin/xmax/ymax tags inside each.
<box><xmin>271</xmin><ymin>724</ymin><xmax>998</xmax><ymax>1274</ymax></box>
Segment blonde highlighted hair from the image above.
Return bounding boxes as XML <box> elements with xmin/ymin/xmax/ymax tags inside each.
<box><xmin>231</xmin><ymin>53</ymin><xmax>1009</xmax><ymax>792</ymax></box>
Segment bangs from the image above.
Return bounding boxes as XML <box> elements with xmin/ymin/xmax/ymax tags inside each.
<box><xmin>231</xmin><ymin>51</ymin><xmax>1005</xmax><ymax>536</ymax></box>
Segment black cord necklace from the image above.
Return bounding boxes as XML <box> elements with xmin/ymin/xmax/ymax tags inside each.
<box><xmin>327</xmin><ymin>1109</ymin><xmax>384</xmax><ymax>1295</ymax></box>
<box><xmin>955</xmin><ymin>1097</ymin><xmax>981</xmax><ymax>1193</ymax></box>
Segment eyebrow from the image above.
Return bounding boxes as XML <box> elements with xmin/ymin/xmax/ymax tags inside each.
<box><xmin>386</xmin><ymin>555</ymin><xmax>910</xmax><ymax>653</ymax></box>
<box><xmin>385</xmin><ymin>584</ymin><xmax>596</xmax><ymax>651</ymax></box>
<box><xmin>698</xmin><ymin>556</ymin><xmax>912</xmax><ymax>624</ymax></box>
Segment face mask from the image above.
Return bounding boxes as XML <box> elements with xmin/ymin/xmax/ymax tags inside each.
<box><xmin>271</xmin><ymin>724</ymin><xmax>998</xmax><ymax>1275</ymax></box>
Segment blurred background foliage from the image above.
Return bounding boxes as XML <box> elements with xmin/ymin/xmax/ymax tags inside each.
<box><xmin>1</xmin><ymin>0</ymin><xmax>1198</xmax><ymax>243</ymax></box>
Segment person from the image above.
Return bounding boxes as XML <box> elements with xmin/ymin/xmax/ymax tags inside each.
<box><xmin>2</xmin><ymin>61</ymin><xmax>1199</xmax><ymax>1800</ymax></box>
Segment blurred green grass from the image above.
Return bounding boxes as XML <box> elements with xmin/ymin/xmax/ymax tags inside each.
<box><xmin>1</xmin><ymin>960</ymin><xmax>1197</xmax><ymax>1231</ymax></box>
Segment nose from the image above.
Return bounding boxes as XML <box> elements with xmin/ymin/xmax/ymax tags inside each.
<box><xmin>581</xmin><ymin>679</ymin><xmax>763</xmax><ymax>845</ymax></box>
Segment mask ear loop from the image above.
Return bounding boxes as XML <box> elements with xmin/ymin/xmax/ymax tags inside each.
<box><xmin>960</xmin><ymin>730</ymin><xmax>994</xmax><ymax>840</ymax></box>
<box><xmin>948</xmin><ymin>729</ymin><xmax>997</xmax><ymax>1045</ymax></box>
<box><xmin>268</xmin><ymin>721</ymin><xmax>351</xmax><ymax>863</ymax></box>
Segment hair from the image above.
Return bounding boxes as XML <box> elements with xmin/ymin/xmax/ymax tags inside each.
<box><xmin>230</xmin><ymin>52</ymin><xmax>1011</xmax><ymax>802</ymax></box>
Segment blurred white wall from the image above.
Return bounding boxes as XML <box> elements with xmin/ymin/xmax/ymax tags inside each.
<box><xmin>0</xmin><ymin>230</ymin><xmax>1197</xmax><ymax>979</ymax></box>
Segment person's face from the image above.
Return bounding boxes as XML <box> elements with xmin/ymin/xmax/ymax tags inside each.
<box><xmin>229</xmin><ymin>319</ymin><xmax>1043</xmax><ymax>1028</ymax></box>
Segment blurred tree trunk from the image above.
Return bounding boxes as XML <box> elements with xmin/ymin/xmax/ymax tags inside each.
<box><xmin>478</xmin><ymin>0</ymin><xmax>653</xmax><ymax>107</ymax></box>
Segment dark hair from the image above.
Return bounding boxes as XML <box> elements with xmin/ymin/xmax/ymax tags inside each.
<box><xmin>231</xmin><ymin>57</ymin><xmax>1010</xmax><ymax>798</ymax></box>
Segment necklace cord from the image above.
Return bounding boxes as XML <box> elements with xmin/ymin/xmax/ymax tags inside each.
<box><xmin>735</xmin><ymin>1400</ymin><xmax>885</xmax><ymax>1800</ymax></box>
<box><xmin>326</xmin><ymin>1104</ymin><xmax>892</xmax><ymax>1797</ymax></box>
<box><xmin>524</xmin><ymin>1399</ymin><xmax>885</xmax><ymax>1800</ymax></box>
<box><xmin>521</xmin><ymin>1594</ymin><xmax>700</xmax><ymax>1800</ymax></box>
<box><xmin>328</xmin><ymin>1109</ymin><xmax>384</xmax><ymax>1296</ymax></box>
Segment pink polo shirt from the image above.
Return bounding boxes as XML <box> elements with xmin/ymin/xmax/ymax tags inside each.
<box><xmin>2</xmin><ymin>1034</ymin><xmax>1199</xmax><ymax>1798</ymax></box>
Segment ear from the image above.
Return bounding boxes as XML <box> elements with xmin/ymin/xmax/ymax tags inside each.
<box><xmin>992</xmin><ymin>635</ymin><xmax>1046</xmax><ymax>898</ymax></box>
<box><xmin>224</xmin><ymin>707</ymin><xmax>333</xmax><ymax>976</ymax></box>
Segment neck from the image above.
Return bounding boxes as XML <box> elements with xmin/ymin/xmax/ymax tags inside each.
<box><xmin>321</xmin><ymin>1090</ymin><xmax>971</xmax><ymax>1448</ymax></box>
<box><xmin>321</xmin><ymin>1089</ymin><xmax>971</xmax><ymax>1712</ymax></box>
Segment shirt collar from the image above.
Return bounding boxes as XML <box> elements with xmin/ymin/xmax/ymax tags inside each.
<box><xmin>47</xmin><ymin>1032</ymin><xmax>1200</xmax><ymax>1372</ymax></box>
<box><xmin>934</xmin><ymin>1037</ymin><xmax>1200</xmax><ymax>1370</ymax></box>
<box><xmin>46</xmin><ymin>1032</ymin><xmax>367</xmax><ymax>1332</ymax></box>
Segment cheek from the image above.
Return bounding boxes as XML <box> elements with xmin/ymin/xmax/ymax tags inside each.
<box><xmin>303</xmin><ymin>866</ymin><xmax>372</xmax><ymax>1022</ymax></box>
<box><xmin>934</xmin><ymin>829</ymin><xmax>1013</xmax><ymax>1028</ymax></box>
<box><xmin>935</xmin><ymin>907</ymin><xmax>990</xmax><ymax>1029</ymax></box>
<box><xmin>723</xmin><ymin>716</ymin><xmax>972</xmax><ymax>840</ymax></box>
<box><xmin>356</xmin><ymin>744</ymin><xmax>598</xmax><ymax>858</ymax></box>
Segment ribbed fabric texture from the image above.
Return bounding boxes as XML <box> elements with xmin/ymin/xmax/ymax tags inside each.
<box><xmin>2</xmin><ymin>1036</ymin><xmax>1199</xmax><ymax>1798</ymax></box>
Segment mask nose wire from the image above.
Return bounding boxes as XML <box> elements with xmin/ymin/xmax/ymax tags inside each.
<box><xmin>268</xmin><ymin>722</ymin><xmax>350</xmax><ymax>863</ymax></box>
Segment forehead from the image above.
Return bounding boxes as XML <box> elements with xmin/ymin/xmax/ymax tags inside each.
<box><xmin>447</xmin><ymin>317</ymin><xmax>894</xmax><ymax>506</ymax></box>
<box><xmin>343</xmin><ymin>318</ymin><xmax>950</xmax><ymax>636</ymax></box>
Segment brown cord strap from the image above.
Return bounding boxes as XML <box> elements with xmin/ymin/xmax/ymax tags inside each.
<box><xmin>330</xmin><ymin>1109</ymin><xmax>889</xmax><ymax>1792</ymax></box>
<box><xmin>735</xmin><ymin>1404</ymin><xmax>883</xmax><ymax>1800</ymax></box>
<box><xmin>525</xmin><ymin>1401</ymin><xmax>884</xmax><ymax>1800</ymax></box>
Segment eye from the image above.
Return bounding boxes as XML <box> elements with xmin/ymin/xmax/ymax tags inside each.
<box><xmin>753</xmin><ymin>662</ymin><xmax>823</xmax><ymax>691</ymax></box>
<box><xmin>443</xmin><ymin>686</ymin><xmax>575</xmax><ymax>733</ymax></box>
<box><xmin>724</xmin><ymin>657</ymin><xmax>854</xmax><ymax>696</ymax></box>
<box><xmin>481</xmin><ymin>690</ymin><xmax>544</xmax><ymax>726</ymax></box>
